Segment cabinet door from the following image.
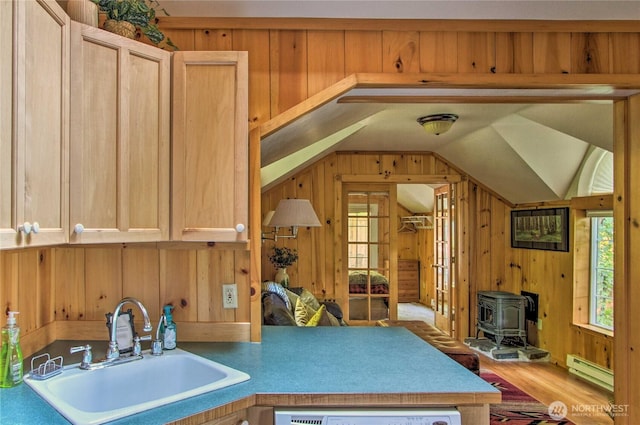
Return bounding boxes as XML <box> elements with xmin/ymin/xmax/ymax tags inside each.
<box><xmin>1</xmin><ymin>0</ymin><xmax>69</xmax><ymax>249</ymax></box>
<box><xmin>172</xmin><ymin>51</ymin><xmax>249</xmax><ymax>242</ymax></box>
<box><xmin>69</xmin><ymin>23</ymin><xmax>170</xmax><ymax>244</ymax></box>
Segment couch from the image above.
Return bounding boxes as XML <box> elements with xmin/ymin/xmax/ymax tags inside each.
<box><xmin>262</xmin><ymin>282</ymin><xmax>347</xmax><ymax>326</ymax></box>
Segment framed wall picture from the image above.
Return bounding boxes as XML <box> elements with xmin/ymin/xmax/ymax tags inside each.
<box><xmin>511</xmin><ymin>207</ymin><xmax>569</xmax><ymax>252</ymax></box>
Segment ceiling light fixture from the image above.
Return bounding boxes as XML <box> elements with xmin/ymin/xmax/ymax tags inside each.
<box><xmin>417</xmin><ymin>113</ymin><xmax>459</xmax><ymax>135</ymax></box>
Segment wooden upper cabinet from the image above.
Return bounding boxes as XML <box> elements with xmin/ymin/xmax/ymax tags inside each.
<box><xmin>1</xmin><ymin>0</ymin><xmax>70</xmax><ymax>249</ymax></box>
<box><xmin>68</xmin><ymin>23</ymin><xmax>171</xmax><ymax>244</ymax></box>
<box><xmin>171</xmin><ymin>51</ymin><xmax>249</xmax><ymax>242</ymax></box>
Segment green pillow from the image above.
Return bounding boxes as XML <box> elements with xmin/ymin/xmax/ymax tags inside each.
<box><xmin>298</xmin><ymin>288</ymin><xmax>321</xmax><ymax>311</ymax></box>
<box><xmin>289</xmin><ymin>287</ymin><xmax>321</xmax><ymax>311</ymax></box>
<box><xmin>284</xmin><ymin>288</ymin><xmax>300</xmax><ymax>312</ymax></box>
<box><xmin>294</xmin><ymin>298</ymin><xmax>314</xmax><ymax>326</ymax></box>
<box><xmin>306</xmin><ymin>304</ymin><xmax>326</xmax><ymax>327</ymax></box>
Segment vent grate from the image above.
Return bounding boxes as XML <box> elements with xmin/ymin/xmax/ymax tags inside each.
<box><xmin>291</xmin><ymin>419</ymin><xmax>323</xmax><ymax>425</ymax></box>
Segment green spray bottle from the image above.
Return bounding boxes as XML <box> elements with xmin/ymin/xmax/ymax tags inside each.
<box><xmin>161</xmin><ymin>305</ymin><xmax>177</xmax><ymax>350</ymax></box>
<box><xmin>0</xmin><ymin>311</ymin><xmax>23</xmax><ymax>388</ymax></box>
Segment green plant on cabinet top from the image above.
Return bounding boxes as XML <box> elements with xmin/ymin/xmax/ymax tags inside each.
<box><xmin>91</xmin><ymin>0</ymin><xmax>176</xmax><ymax>49</ymax></box>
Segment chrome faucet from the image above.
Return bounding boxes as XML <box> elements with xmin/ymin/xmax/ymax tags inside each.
<box><xmin>106</xmin><ymin>297</ymin><xmax>153</xmax><ymax>361</ymax></box>
<box><xmin>69</xmin><ymin>297</ymin><xmax>153</xmax><ymax>370</ymax></box>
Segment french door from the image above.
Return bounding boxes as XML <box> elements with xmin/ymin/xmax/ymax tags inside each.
<box><xmin>344</xmin><ymin>184</ymin><xmax>396</xmax><ymax>324</ymax></box>
<box><xmin>433</xmin><ymin>185</ymin><xmax>456</xmax><ymax>335</ymax></box>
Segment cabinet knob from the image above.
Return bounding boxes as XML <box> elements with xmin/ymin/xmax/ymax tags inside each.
<box><xmin>18</xmin><ymin>222</ymin><xmax>33</xmax><ymax>234</ymax></box>
<box><xmin>235</xmin><ymin>223</ymin><xmax>245</xmax><ymax>233</ymax></box>
<box><xmin>32</xmin><ymin>222</ymin><xmax>40</xmax><ymax>234</ymax></box>
<box><xmin>74</xmin><ymin>223</ymin><xmax>85</xmax><ymax>234</ymax></box>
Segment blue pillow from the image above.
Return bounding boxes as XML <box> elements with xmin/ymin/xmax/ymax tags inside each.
<box><xmin>261</xmin><ymin>281</ymin><xmax>292</xmax><ymax>310</ymax></box>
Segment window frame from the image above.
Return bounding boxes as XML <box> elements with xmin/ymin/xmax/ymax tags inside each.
<box><xmin>571</xmin><ymin>195</ymin><xmax>614</xmax><ymax>337</ymax></box>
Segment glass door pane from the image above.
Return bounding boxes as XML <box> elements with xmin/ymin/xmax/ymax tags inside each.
<box><xmin>347</xmin><ymin>190</ymin><xmax>391</xmax><ymax>322</ymax></box>
<box><xmin>434</xmin><ymin>185</ymin><xmax>453</xmax><ymax>334</ymax></box>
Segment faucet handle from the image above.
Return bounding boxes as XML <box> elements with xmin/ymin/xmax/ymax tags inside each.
<box><xmin>106</xmin><ymin>341</ymin><xmax>119</xmax><ymax>360</ymax></box>
<box><xmin>151</xmin><ymin>339</ymin><xmax>163</xmax><ymax>356</ymax></box>
<box><xmin>70</xmin><ymin>344</ymin><xmax>93</xmax><ymax>369</ymax></box>
<box><xmin>133</xmin><ymin>335</ymin><xmax>152</xmax><ymax>356</ymax></box>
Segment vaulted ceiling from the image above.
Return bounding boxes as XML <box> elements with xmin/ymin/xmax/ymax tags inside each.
<box><xmin>260</xmin><ymin>84</ymin><xmax>618</xmax><ymax>209</ymax></box>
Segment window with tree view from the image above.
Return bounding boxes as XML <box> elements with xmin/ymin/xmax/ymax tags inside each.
<box><xmin>590</xmin><ymin>215</ymin><xmax>614</xmax><ymax>330</ymax></box>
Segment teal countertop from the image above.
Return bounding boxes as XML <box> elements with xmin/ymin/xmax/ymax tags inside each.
<box><xmin>0</xmin><ymin>326</ymin><xmax>499</xmax><ymax>424</ymax></box>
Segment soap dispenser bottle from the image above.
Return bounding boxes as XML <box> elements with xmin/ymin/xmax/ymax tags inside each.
<box><xmin>0</xmin><ymin>311</ymin><xmax>23</xmax><ymax>388</ymax></box>
<box><xmin>161</xmin><ymin>305</ymin><xmax>177</xmax><ymax>350</ymax></box>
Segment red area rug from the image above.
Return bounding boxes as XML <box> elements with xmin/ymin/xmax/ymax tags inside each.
<box><xmin>481</xmin><ymin>371</ymin><xmax>574</xmax><ymax>424</ymax></box>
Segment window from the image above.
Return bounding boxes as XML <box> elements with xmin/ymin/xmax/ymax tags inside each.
<box><xmin>589</xmin><ymin>214</ymin><xmax>614</xmax><ymax>330</ymax></box>
<box><xmin>348</xmin><ymin>211</ymin><xmax>370</xmax><ymax>268</ymax></box>
<box><xmin>572</xmin><ymin>199</ymin><xmax>614</xmax><ymax>335</ymax></box>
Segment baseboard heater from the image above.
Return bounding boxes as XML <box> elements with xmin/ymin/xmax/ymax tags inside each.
<box><xmin>566</xmin><ymin>354</ymin><xmax>613</xmax><ymax>392</ymax></box>
<box><xmin>274</xmin><ymin>408</ymin><xmax>461</xmax><ymax>425</ymax></box>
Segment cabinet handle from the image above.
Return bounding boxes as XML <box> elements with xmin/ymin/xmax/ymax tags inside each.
<box><xmin>74</xmin><ymin>223</ymin><xmax>85</xmax><ymax>234</ymax></box>
<box><xmin>235</xmin><ymin>223</ymin><xmax>245</xmax><ymax>233</ymax></box>
<box><xmin>18</xmin><ymin>221</ymin><xmax>38</xmax><ymax>235</ymax></box>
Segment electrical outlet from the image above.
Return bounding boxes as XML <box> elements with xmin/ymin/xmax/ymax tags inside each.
<box><xmin>223</xmin><ymin>284</ymin><xmax>238</xmax><ymax>309</ymax></box>
<box><xmin>537</xmin><ymin>318</ymin><xmax>543</xmax><ymax>330</ymax></box>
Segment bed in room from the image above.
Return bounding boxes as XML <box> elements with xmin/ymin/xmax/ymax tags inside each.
<box><xmin>348</xmin><ymin>270</ymin><xmax>390</xmax><ymax>321</ymax></box>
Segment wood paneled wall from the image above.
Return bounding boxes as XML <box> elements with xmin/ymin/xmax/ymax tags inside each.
<box><xmin>465</xmin><ymin>183</ymin><xmax>613</xmax><ymax>369</ymax></box>
<box><xmin>153</xmin><ymin>19</ymin><xmax>640</xmax><ymax>124</ymax></box>
<box><xmin>0</xmin><ymin>245</ymin><xmax>251</xmax><ymax>358</ymax></box>
<box><xmin>261</xmin><ymin>152</ymin><xmax>458</xmax><ymax>302</ymax></box>
<box><xmin>261</xmin><ymin>153</ymin><xmax>612</xmax><ymax>370</ymax></box>
<box><xmin>397</xmin><ymin>204</ymin><xmax>419</xmax><ymax>261</ymax></box>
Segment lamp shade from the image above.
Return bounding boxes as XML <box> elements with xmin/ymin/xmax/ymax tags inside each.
<box><xmin>269</xmin><ymin>199</ymin><xmax>321</xmax><ymax>228</ymax></box>
<box><xmin>417</xmin><ymin>113</ymin><xmax>458</xmax><ymax>135</ymax></box>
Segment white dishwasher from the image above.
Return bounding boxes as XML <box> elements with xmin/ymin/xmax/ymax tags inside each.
<box><xmin>274</xmin><ymin>407</ymin><xmax>462</xmax><ymax>425</ymax></box>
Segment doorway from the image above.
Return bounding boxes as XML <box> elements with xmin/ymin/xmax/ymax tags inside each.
<box><xmin>343</xmin><ymin>184</ymin><xmax>396</xmax><ymax>324</ymax></box>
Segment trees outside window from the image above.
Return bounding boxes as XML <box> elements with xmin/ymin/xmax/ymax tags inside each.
<box><xmin>590</xmin><ymin>215</ymin><xmax>614</xmax><ymax>330</ymax></box>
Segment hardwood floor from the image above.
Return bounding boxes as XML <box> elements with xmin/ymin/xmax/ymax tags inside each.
<box><xmin>480</xmin><ymin>356</ymin><xmax>614</xmax><ymax>425</ymax></box>
<box><xmin>395</xmin><ymin>303</ymin><xmax>613</xmax><ymax>424</ymax></box>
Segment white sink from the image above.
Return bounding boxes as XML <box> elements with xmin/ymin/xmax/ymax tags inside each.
<box><xmin>25</xmin><ymin>348</ymin><xmax>250</xmax><ymax>425</ymax></box>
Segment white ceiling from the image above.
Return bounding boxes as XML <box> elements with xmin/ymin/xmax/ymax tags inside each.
<box><xmin>260</xmin><ymin>85</ymin><xmax>618</xmax><ymax>207</ymax></box>
<box><xmin>162</xmin><ymin>1</ymin><xmax>640</xmax><ymax>20</ymax></box>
